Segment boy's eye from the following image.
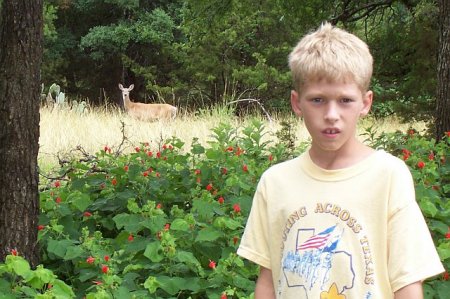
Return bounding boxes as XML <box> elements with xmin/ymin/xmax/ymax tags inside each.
<box><xmin>341</xmin><ymin>98</ymin><xmax>353</xmax><ymax>103</ymax></box>
<box><xmin>311</xmin><ymin>98</ymin><xmax>323</xmax><ymax>103</ymax></box>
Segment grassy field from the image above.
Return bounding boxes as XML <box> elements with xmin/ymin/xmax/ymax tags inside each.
<box><xmin>38</xmin><ymin>104</ymin><xmax>428</xmax><ymax>171</ymax></box>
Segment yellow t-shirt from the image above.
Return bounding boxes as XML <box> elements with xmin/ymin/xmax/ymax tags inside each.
<box><xmin>237</xmin><ymin>150</ymin><xmax>444</xmax><ymax>298</ymax></box>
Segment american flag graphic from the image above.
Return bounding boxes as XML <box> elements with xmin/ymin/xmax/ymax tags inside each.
<box><xmin>297</xmin><ymin>225</ymin><xmax>336</xmax><ymax>251</ymax></box>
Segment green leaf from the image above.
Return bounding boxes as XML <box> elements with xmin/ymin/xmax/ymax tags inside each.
<box><xmin>7</xmin><ymin>256</ymin><xmax>31</xmax><ymax>278</ymax></box>
<box><xmin>78</xmin><ymin>269</ymin><xmax>97</xmax><ymax>282</ymax></box>
<box><xmin>195</xmin><ymin>227</ymin><xmax>222</xmax><ymax>242</ymax></box>
<box><xmin>437</xmin><ymin>281</ymin><xmax>450</xmax><ymax>299</ymax></box>
<box><xmin>51</xmin><ymin>279</ymin><xmax>76</xmax><ymax>299</ymax></box>
<box><xmin>157</xmin><ymin>276</ymin><xmax>201</xmax><ymax>295</ymax></box>
<box><xmin>193</xmin><ymin>199</ymin><xmax>215</xmax><ymax>219</ymax></box>
<box><xmin>143</xmin><ymin>276</ymin><xmax>159</xmax><ymax>293</ymax></box>
<box><xmin>437</xmin><ymin>242</ymin><xmax>450</xmax><ymax>260</ymax></box>
<box><xmin>419</xmin><ymin>200</ymin><xmax>438</xmax><ymax>217</ymax></box>
<box><xmin>64</xmin><ymin>246</ymin><xmax>84</xmax><ymax>260</ymax></box>
<box><xmin>170</xmin><ymin>219</ymin><xmax>189</xmax><ymax>231</ymax></box>
<box><xmin>26</xmin><ymin>265</ymin><xmax>55</xmax><ymax>289</ymax></box>
<box><xmin>144</xmin><ymin>242</ymin><xmax>164</xmax><ymax>262</ymax></box>
<box><xmin>68</xmin><ymin>191</ymin><xmax>92</xmax><ymax>212</ymax></box>
<box><xmin>113</xmin><ymin>213</ymin><xmax>143</xmax><ymax>233</ymax></box>
<box><xmin>47</xmin><ymin>239</ymin><xmax>74</xmax><ymax>259</ymax></box>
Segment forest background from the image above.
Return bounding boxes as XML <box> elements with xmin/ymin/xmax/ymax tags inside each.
<box><xmin>38</xmin><ymin>0</ymin><xmax>439</xmax><ymax>122</ymax></box>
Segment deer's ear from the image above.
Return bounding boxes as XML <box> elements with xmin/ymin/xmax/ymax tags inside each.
<box><xmin>119</xmin><ymin>84</ymin><xmax>123</xmax><ymax>89</ymax></box>
<box><xmin>129</xmin><ymin>84</ymin><xmax>134</xmax><ymax>90</ymax></box>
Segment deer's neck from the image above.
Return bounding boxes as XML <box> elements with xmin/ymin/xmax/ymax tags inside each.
<box><xmin>122</xmin><ymin>94</ymin><xmax>133</xmax><ymax>110</ymax></box>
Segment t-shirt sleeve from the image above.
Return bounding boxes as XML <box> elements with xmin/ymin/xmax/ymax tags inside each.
<box><xmin>237</xmin><ymin>174</ymin><xmax>272</xmax><ymax>269</ymax></box>
<box><xmin>387</xmin><ymin>161</ymin><xmax>444</xmax><ymax>292</ymax></box>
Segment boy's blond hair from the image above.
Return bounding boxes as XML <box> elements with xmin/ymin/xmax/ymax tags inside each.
<box><xmin>289</xmin><ymin>22</ymin><xmax>373</xmax><ymax>92</ymax></box>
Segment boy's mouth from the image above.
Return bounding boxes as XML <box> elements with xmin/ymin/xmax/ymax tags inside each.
<box><xmin>323</xmin><ymin>128</ymin><xmax>340</xmax><ymax>135</ymax></box>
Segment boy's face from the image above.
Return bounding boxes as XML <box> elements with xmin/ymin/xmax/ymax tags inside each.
<box><xmin>291</xmin><ymin>80</ymin><xmax>372</xmax><ymax>156</ymax></box>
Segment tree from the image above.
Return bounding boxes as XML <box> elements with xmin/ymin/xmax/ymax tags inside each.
<box><xmin>436</xmin><ymin>0</ymin><xmax>450</xmax><ymax>139</ymax></box>
<box><xmin>0</xmin><ymin>0</ymin><xmax>43</xmax><ymax>266</ymax></box>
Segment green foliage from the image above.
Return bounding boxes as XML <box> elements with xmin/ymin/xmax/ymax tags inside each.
<box><xmin>365</xmin><ymin>128</ymin><xmax>450</xmax><ymax>299</ymax></box>
<box><xmin>2</xmin><ymin>122</ymin><xmax>448</xmax><ymax>298</ymax></box>
<box><xmin>0</xmin><ymin>254</ymin><xmax>74</xmax><ymax>298</ymax></box>
<box><xmin>31</xmin><ymin>120</ymin><xmax>292</xmax><ymax>298</ymax></box>
<box><xmin>40</xmin><ymin>0</ymin><xmax>442</xmax><ymax>122</ymax></box>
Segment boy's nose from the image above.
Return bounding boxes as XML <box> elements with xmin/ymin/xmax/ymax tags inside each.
<box><xmin>324</xmin><ymin>102</ymin><xmax>339</xmax><ymax>122</ymax></box>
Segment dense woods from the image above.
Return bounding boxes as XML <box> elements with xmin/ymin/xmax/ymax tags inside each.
<box><xmin>39</xmin><ymin>0</ymin><xmax>444</xmax><ymax>121</ymax></box>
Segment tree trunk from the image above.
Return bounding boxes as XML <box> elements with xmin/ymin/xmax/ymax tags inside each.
<box><xmin>436</xmin><ymin>0</ymin><xmax>450</xmax><ymax>140</ymax></box>
<box><xmin>0</xmin><ymin>0</ymin><xmax>43</xmax><ymax>266</ymax></box>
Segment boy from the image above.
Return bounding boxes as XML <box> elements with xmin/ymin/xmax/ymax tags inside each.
<box><xmin>237</xmin><ymin>23</ymin><xmax>444</xmax><ymax>298</ymax></box>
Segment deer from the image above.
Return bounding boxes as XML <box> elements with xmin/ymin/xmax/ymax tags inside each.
<box><xmin>118</xmin><ymin>84</ymin><xmax>177</xmax><ymax>121</ymax></box>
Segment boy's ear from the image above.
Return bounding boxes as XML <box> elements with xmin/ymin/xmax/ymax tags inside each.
<box><xmin>360</xmin><ymin>90</ymin><xmax>373</xmax><ymax>117</ymax></box>
<box><xmin>291</xmin><ymin>90</ymin><xmax>302</xmax><ymax>117</ymax></box>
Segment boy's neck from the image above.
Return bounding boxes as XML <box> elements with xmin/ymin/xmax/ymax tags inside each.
<box><xmin>308</xmin><ymin>141</ymin><xmax>374</xmax><ymax>170</ymax></box>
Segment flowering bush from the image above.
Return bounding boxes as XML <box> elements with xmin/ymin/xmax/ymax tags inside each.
<box><xmin>0</xmin><ymin>121</ymin><xmax>448</xmax><ymax>298</ymax></box>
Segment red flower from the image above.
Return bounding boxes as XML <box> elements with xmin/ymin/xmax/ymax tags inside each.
<box><xmin>221</xmin><ymin>167</ymin><xmax>228</xmax><ymax>175</ymax></box>
<box><xmin>54</xmin><ymin>180</ymin><xmax>61</xmax><ymax>188</ymax></box>
<box><xmin>194</xmin><ymin>169</ymin><xmax>201</xmax><ymax>175</ymax></box>
<box><xmin>242</xmin><ymin>164</ymin><xmax>248</xmax><ymax>172</ymax></box>
<box><xmin>164</xmin><ymin>223</ymin><xmax>170</xmax><ymax>231</ymax></box>
<box><xmin>208</xmin><ymin>260</ymin><xmax>216</xmax><ymax>269</ymax></box>
<box><xmin>83</xmin><ymin>211</ymin><xmax>92</xmax><ymax>217</ymax></box>
<box><xmin>233</xmin><ymin>203</ymin><xmax>241</xmax><ymax>213</ymax></box>
<box><xmin>93</xmin><ymin>280</ymin><xmax>103</xmax><ymax>285</ymax></box>
<box><xmin>428</xmin><ymin>152</ymin><xmax>435</xmax><ymax>161</ymax></box>
<box><xmin>163</xmin><ymin>144</ymin><xmax>167</xmax><ymax>150</ymax></box>
<box><xmin>269</xmin><ymin>154</ymin><xmax>273</xmax><ymax>161</ymax></box>
<box><xmin>111</xmin><ymin>178</ymin><xmax>117</xmax><ymax>186</ymax></box>
<box><xmin>128</xmin><ymin>234</ymin><xmax>134</xmax><ymax>242</ymax></box>
<box><xmin>443</xmin><ymin>271</ymin><xmax>449</xmax><ymax>281</ymax></box>
<box><xmin>104</xmin><ymin>255</ymin><xmax>110</xmax><ymax>262</ymax></box>
<box><xmin>147</xmin><ymin>151</ymin><xmax>153</xmax><ymax>157</ymax></box>
<box><xmin>143</xmin><ymin>171</ymin><xmax>149</xmax><ymax>177</ymax></box>
<box><xmin>417</xmin><ymin>161</ymin><xmax>425</xmax><ymax>169</ymax></box>
<box><xmin>104</xmin><ymin>146</ymin><xmax>111</xmax><ymax>153</ymax></box>
<box><xmin>446</xmin><ymin>228</ymin><xmax>450</xmax><ymax>239</ymax></box>
<box><xmin>55</xmin><ymin>197</ymin><xmax>62</xmax><ymax>204</ymax></box>
<box><xmin>221</xmin><ymin>293</ymin><xmax>227</xmax><ymax>299</ymax></box>
<box><xmin>156</xmin><ymin>203</ymin><xmax>162</xmax><ymax>209</ymax></box>
<box><xmin>408</xmin><ymin>129</ymin><xmax>415</xmax><ymax>136</ymax></box>
<box><xmin>123</xmin><ymin>165</ymin><xmax>129</xmax><ymax>172</ymax></box>
<box><xmin>155</xmin><ymin>172</ymin><xmax>161</xmax><ymax>178</ymax></box>
<box><xmin>11</xmin><ymin>249</ymin><xmax>18</xmax><ymax>256</ymax></box>
<box><xmin>218</xmin><ymin>197</ymin><xmax>224</xmax><ymax>204</ymax></box>
<box><xmin>86</xmin><ymin>256</ymin><xmax>95</xmax><ymax>264</ymax></box>
<box><xmin>135</xmin><ymin>147</ymin><xmax>140</xmax><ymax>153</ymax></box>
<box><xmin>206</xmin><ymin>183</ymin><xmax>213</xmax><ymax>191</ymax></box>
<box><xmin>38</xmin><ymin>225</ymin><xmax>45</xmax><ymax>231</ymax></box>
<box><xmin>401</xmin><ymin>149</ymin><xmax>411</xmax><ymax>161</ymax></box>
<box><xmin>233</xmin><ymin>236</ymin><xmax>239</xmax><ymax>245</ymax></box>
<box><xmin>156</xmin><ymin>152</ymin><xmax>161</xmax><ymax>158</ymax></box>
<box><xmin>225</xmin><ymin>146</ymin><xmax>233</xmax><ymax>152</ymax></box>
<box><xmin>235</xmin><ymin>147</ymin><xmax>245</xmax><ymax>156</ymax></box>
<box><xmin>446</xmin><ymin>131</ymin><xmax>450</xmax><ymax>137</ymax></box>
<box><xmin>101</xmin><ymin>265</ymin><xmax>109</xmax><ymax>274</ymax></box>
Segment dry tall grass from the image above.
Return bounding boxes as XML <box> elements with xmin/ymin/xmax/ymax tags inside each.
<box><xmin>38</xmin><ymin>105</ymin><xmax>427</xmax><ymax>169</ymax></box>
